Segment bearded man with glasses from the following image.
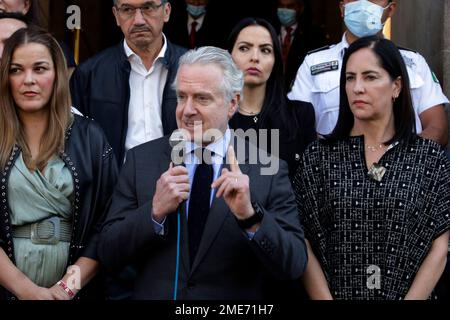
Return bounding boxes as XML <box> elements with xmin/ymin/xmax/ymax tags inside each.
<box><xmin>70</xmin><ymin>0</ymin><xmax>186</xmax><ymax>300</ymax></box>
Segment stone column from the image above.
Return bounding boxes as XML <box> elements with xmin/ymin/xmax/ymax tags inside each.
<box><xmin>392</xmin><ymin>0</ymin><xmax>446</xmax><ymax>85</ymax></box>
<box><xmin>444</xmin><ymin>1</ymin><xmax>450</xmax><ymax>99</ymax></box>
<box><xmin>392</xmin><ymin>0</ymin><xmax>450</xmax><ymax>147</ymax></box>
<box><xmin>444</xmin><ymin>0</ymin><xmax>450</xmax><ymax>147</ymax></box>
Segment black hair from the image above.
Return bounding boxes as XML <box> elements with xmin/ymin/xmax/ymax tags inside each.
<box><xmin>25</xmin><ymin>0</ymin><xmax>40</xmax><ymax>26</ymax></box>
<box><xmin>227</xmin><ymin>17</ymin><xmax>296</xmax><ymax>138</ymax></box>
<box><xmin>328</xmin><ymin>35</ymin><xmax>416</xmax><ymax>145</ymax></box>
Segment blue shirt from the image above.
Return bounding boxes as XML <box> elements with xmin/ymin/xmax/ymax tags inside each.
<box><xmin>184</xmin><ymin>129</ymin><xmax>231</xmax><ymax>211</ymax></box>
<box><xmin>152</xmin><ymin>130</ymin><xmax>230</xmax><ymax>234</ymax></box>
<box><xmin>152</xmin><ymin>129</ymin><xmax>256</xmax><ymax>239</ymax></box>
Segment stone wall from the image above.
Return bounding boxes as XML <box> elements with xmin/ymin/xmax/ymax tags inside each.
<box><xmin>392</xmin><ymin>0</ymin><xmax>446</xmax><ymax>90</ymax></box>
<box><xmin>392</xmin><ymin>0</ymin><xmax>450</xmax><ymax>146</ymax></box>
<box><xmin>444</xmin><ymin>1</ymin><xmax>450</xmax><ymax>99</ymax></box>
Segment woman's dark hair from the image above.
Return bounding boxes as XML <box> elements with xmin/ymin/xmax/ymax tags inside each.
<box><xmin>227</xmin><ymin>17</ymin><xmax>296</xmax><ymax>138</ymax></box>
<box><xmin>329</xmin><ymin>35</ymin><xmax>416</xmax><ymax>145</ymax></box>
<box><xmin>25</xmin><ymin>0</ymin><xmax>40</xmax><ymax>26</ymax></box>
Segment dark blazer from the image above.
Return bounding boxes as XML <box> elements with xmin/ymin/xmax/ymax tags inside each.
<box><xmin>69</xmin><ymin>40</ymin><xmax>187</xmax><ymax>165</ymax></box>
<box><xmin>281</xmin><ymin>100</ymin><xmax>316</xmax><ymax>178</ymax></box>
<box><xmin>229</xmin><ymin>99</ymin><xmax>316</xmax><ymax>180</ymax></box>
<box><xmin>0</xmin><ymin>115</ymin><xmax>118</xmax><ymax>300</ymax></box>
<box><xmin>164</xmin><ymin>12</ymin><xmax>217</xmax><ymax>48</ymax></box>
<box><xmin>98</xmin><ymin>134</ymin><xmax>307</xmax><ymax>299</ymax></box>
<box><xmin>163</xmin><ymin>1</ymin><xmax>235</xmax><ymax>49</ymax></box>
<box><xmin>284</xmin><ymin>24</ymin><xmax>327</xmax><ymax>92</ymax></box>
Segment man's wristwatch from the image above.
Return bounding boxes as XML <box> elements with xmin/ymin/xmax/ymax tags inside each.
<box><xmin>236</xmin><ymin>201</ymin><xmax>264</xmax><ymax>229</ymax></box>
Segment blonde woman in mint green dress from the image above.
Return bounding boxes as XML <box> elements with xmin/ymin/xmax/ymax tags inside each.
<box><xmin>0</xmin><ymin>28</ymin><xmax>118</xmax><ymax>300</ymax></box>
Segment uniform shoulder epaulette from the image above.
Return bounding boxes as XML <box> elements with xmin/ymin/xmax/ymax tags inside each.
<box><xmin>397</xmin><ymin>46</ymin><xmax>418</xmax><ymax>54</ymax></box>
<box><xmin>307</xmin><ymin>45</ymin><xmax>331</xmax><ymax>55</ymax></box>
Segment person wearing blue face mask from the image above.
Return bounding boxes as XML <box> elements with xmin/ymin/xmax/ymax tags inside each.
<box><xmin>183</xmin><ymin>0</ymin><xmax>207</xmax><ymax>48</ymax></box>
<box><xmin>164</xmin><ymin>0</ymin><xmax>227</xmax><ymax>49</ymax></box>
<box><xmin>276</xmin><ymin>0</ymin><xmax>327</xmax><ymax>92</ymax></box>
<box><xmin>186</xmin><ymin>1</ymin><xmax>206</xmax><ymax>18</ymax></box>
<box><xmin>288</xmin><ymin>0</ymin><xmax>449</xmax><ymax>148</ymax></box>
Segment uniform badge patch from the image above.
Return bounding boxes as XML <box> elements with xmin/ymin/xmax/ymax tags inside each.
<box><xmin>311</xmin><ymin>60</ymin><xmax>339</xmax><ymax>76</ymax></box>
<box><xmin>432</xmin><ymin>72</ymin><xmax>440</xmax><ymax>84</ymax></box>
<box><xmin>402</xmin><ymin>56</ymin><xmax>416</xmax><ymax>69</ymax></box>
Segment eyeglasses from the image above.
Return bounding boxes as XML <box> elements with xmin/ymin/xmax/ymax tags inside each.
<box><xmin>115</xmin><ymin>2</ymin><xmax>164</xmax><ymax>19</ymax></box>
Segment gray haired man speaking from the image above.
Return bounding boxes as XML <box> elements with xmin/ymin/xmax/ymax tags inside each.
<box><xmin>98</xmin><ymin>46</ymin><xmax>307</xmax><ymax>299</ymax></box>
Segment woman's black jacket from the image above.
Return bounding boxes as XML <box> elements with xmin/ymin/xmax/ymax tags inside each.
<box><xmin>0</xmin><ymin>114</ymin><xmax>118</xmax><ymax>300</ymax></box>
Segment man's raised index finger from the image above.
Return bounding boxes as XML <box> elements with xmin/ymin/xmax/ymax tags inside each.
<box><xmin>227</xmin><ymin>145</ymin><xmax>241</xmax><ymax>173</ymax></box>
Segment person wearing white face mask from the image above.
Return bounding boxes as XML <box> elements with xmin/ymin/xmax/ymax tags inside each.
<box><xmin>343</xmin><ymin>0</ymin><xmax>391</xmax><ymax>38</ymax></box>
<box><xmin>288</xmin><ymin>0</ymin><xmax>449</xmax><ymax>147</ymax></box>
<box><xmin>276</xmin><ymin>0</ymin><xmax>327</xmax><ymax>92</ymax></box>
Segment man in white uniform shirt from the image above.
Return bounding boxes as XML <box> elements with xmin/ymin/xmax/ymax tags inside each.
<box><xmin>288</xmin><ymin>0</ymin><xmax>449</xmax><ymax>146</ymax></box>
<box><xmin>70</xmin><ymin>0</ymin><xmax>187</xmax><ymax>165</ymax></box>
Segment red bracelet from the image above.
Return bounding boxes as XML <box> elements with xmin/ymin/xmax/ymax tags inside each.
<box><xmin>57</xmin><ymin>280</ymin><xmax>75</xmax><ymax>298</ymax></box>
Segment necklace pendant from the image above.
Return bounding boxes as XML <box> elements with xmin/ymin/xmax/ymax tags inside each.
<box><xmin>368</xmin><ymin>163</ymin><xmax>387</xmax><ymax>182</ymax></box>
<box><xmin>253</xmin><ymin>116</ymin><xmax>258</xmax><ymax>123</ymax></box>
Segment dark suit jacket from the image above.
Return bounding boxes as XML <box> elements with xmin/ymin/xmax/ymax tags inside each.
<box><xmin>98</xmin><ymin>134</ymin><xmax>307</xmax><ymax>299</ymax></box>
<box><xmin>163</xmin><ymin>2</ymin><xmax>233</xmax><ymax>49</ymax></box>
<box><xmin>70</xmin><ymin>40</ymin><xmax>187</xmax><ymax>165</ymax></box>
<box><xmin>229</xmin><ymin>99</ymin><xmax>316</xmax><ymax>180</ymax></box>
<box><xmin>284</xmin><ymin>24</ymin><xmax>327</xmax><ymax>92</ymax></box>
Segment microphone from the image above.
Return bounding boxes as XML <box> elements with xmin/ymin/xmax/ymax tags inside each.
<box><xmin>169</xmin><ymin>129</ymin><xmax>188</xmax><ymax>166</ymax></box>
<box><xmin>169</xmin><ymin>129</ymin><xmax>189</xmax><ymax>300</ymax></box>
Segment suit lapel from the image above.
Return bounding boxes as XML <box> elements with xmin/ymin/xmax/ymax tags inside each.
<box><xmin>179</xmin><ymin>201</ymin><xmax>190</xmax><ymax>274</ymax></box>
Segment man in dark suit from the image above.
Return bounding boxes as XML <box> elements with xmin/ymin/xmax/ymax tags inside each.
<box><xmin>164</xmin><ymin>0</ymin><xmax>237</xmax><ymax>49</ymax></box>
<box><xmin>98</xmin><ymin>46</ymin><xmax>307</xmax><ymax>299</ymax></box>
<box><xmin>276</xmin><ymin>0</ymin><xmax>327</xmax><ymax>92</ymax></box>
<box><xmin>70</xmin><ymin>0</ymin><xmax>186</xmax><ymax>165</ymax></box>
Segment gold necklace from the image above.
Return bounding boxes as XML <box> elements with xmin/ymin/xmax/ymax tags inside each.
<box><xmin>239</xmin><ymin>106</ymin><xmax>259</xmax><ymax>115</ymax></box>
<box><xmin>366</xmin><ymin>143</ymin><xmax>384</xmax><ymax>152</ymax></box>
<box><xmin>239</xmin><ymin>106</ymin><xmax>260</xmax><ymax>123</ymax></box>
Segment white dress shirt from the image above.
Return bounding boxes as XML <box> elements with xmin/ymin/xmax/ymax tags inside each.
<box><xmin>152</xmin><ymin>129</ymin><xmax>257</xmax><ymax>238</ymax></box>
<box><xmin>280</xmin><ymin>23</ymin><xmax>298</xmax><ymax>45</ymax></box>
<box><xmin>184</xmin><ymin>129</ymin><xmax>231</xmax><ymax>209</ymax></box>
<box><xmin>152</xmin><ymin>129</ymin><xmax>230</xmax><ymax>233</ymax></box>
<box><xmin>187</xmin><ymin>14</ymin><xmax>205</xmax><ymax>34</ymax></box>
<box><xmin>124</xmin><ymin>35</ymin><xmax>169</xmax><ymax>156</ymax></box>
